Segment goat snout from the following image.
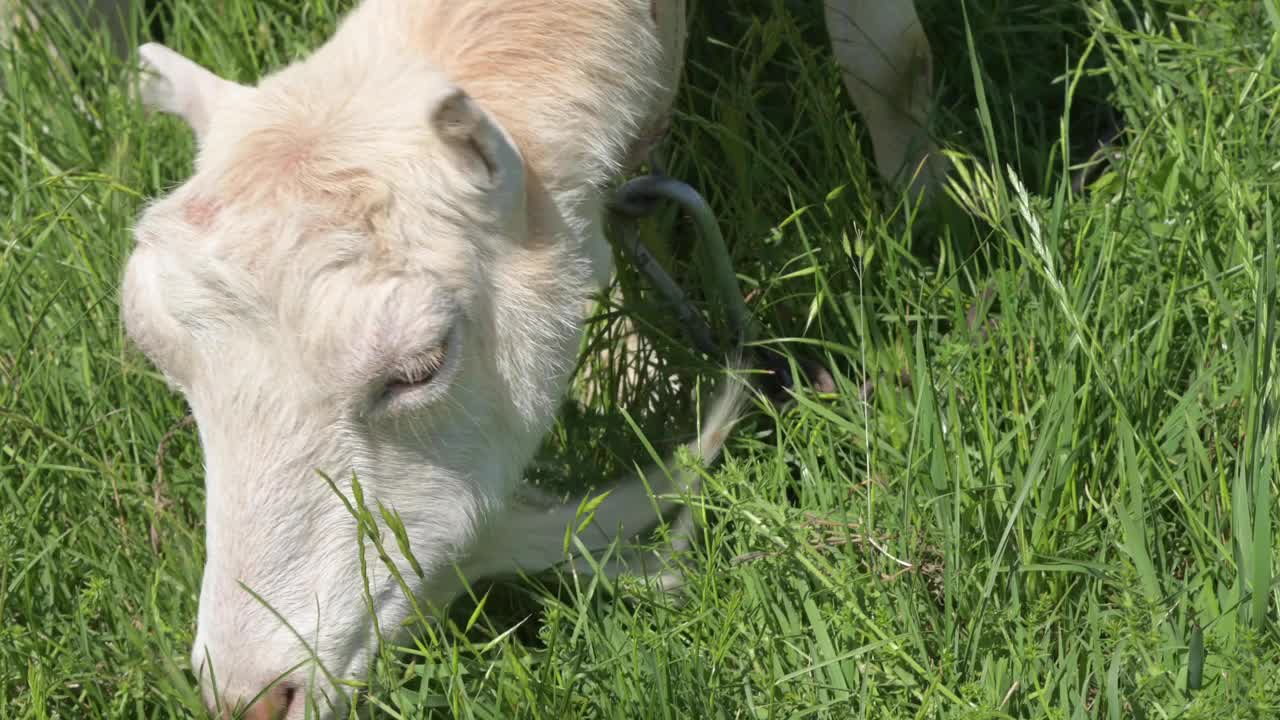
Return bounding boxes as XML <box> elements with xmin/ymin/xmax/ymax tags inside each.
<box><xmin>211</xmin><ymin>680</ymin><xmax>298</xmax><ymax>720</ymax></box>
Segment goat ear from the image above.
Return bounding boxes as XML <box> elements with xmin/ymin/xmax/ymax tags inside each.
<box><xmin>429</xmin><ymin>87</ymin><xmax>523</xmax><ymax>193</ymax></box>
<box><xmin>137</xmin><ymin>42</ymin><xmax>248</xmax><ymax>141</ymax></box>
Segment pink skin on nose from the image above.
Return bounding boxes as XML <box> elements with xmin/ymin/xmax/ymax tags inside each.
<box><xmin>218</xmin><ymin>683</ymin><xmax>296</xmax><ymax>720</ymax></box>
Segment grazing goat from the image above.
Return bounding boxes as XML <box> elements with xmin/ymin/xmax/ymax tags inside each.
<box><xmin>122</xmin><ymin>0</ymin><xmax>940</xmax><ymax>716</ymax></box>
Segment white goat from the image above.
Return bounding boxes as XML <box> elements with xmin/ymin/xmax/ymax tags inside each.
<box><xmin>123</xmin><ymin>1</ymin><xmax>939</xmax><ymax>717</ymax></box>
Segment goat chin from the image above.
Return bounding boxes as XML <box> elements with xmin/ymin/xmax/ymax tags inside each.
<box><xmin>462</xmin><ymin>361</ymin><xmax>750</xmax><ymax>589</ymax></box>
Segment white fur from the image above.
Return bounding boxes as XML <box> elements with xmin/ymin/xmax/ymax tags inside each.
<box><xmin>123</xmin><ymin>1</ymin><xmax>936</xmax><ymax>716</ymax></box>
<box><xmin>825</xmin><ymin>0</ymin><xmax>943</xmax><ymax>193</ymax></box>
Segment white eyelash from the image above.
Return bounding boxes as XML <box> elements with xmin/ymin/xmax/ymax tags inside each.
<box><xmin>388</xmin><ymin>344</ymin><xmax>448</xmax><ymax>387</ymax></box>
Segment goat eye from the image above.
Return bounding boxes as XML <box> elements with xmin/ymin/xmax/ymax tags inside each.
<box><xmin>386</xmin><ymin>346</ymin><xmax>447</xmax><ymax>392</ymax></box>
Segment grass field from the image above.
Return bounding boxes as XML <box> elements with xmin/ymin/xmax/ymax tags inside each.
<box><xmin>3</xmin><ymin>0</ymin><xmax>1280</xmax><ymax>717</ymax></box>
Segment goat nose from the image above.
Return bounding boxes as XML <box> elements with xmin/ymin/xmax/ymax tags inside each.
<box><xmin>216</xmin><ymin>682</ymin><xmax>297</xmax><ymax>720</ymax></box>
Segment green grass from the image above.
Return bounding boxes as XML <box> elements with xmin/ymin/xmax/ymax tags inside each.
<box><xmin>3</xmin><ymin>0</ymin><xmax>1280</xmax><ymax>717</ymax></box>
